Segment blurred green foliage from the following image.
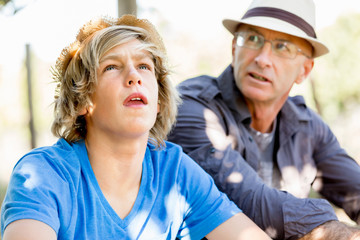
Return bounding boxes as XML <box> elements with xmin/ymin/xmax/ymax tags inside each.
<box><xmin>0</xmin><ymin>0</ymin><xmax>31</xmax><ymax>15</ymax></box>
<box><xmin>0</xmin><ymin>182</ymin><xmax>6</xmax><ymax>203</ymax></box>
<box><xmin>313</xmin><ymin>13</ymin><xmax>360</xmax><ymax>121</ymax></box>
<box><xmin>0</xmin><ymin>0</ymin><xmax>11</xmax><ymax>6</ymax></box>
<box><xmin>0</xmin><ymin>182</ymin><xmax>6</xmax><ymax>240</ymax></box>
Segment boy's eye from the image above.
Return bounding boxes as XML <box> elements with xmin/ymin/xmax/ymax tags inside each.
<box><xmin>104</xmin><ymin>65</ymin><xmax>116</xmax><ymax>72</ymax></box>
<box><xmin>139</xmin><ymin>65</ymin><xmax>148</xmax><ymax>70</ymax></box>
<box><xmin>139</xmin><ymin>63</ymin><xmax>154</xmax><ymax>71</ymax></box>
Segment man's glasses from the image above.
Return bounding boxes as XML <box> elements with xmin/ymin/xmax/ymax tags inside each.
<box><xmin>235</xmin><ymin>31</ymin><xmax>311</xmax><ymax>59</ymax></box>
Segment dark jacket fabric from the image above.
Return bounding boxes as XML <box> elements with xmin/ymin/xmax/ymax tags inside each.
<box><xmin>168</xmin><ymin>65</ymin><xmax>360</xmax><ymax>239</ymax></box>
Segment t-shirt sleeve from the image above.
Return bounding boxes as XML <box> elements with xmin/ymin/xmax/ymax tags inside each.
<box><xmin>1</xmin><ymin>152</ymin><xmax>72</xmax><ymax>236</ymax></box>
<box><xmin>176</xmin><ymin>152</ymin><xmax>241</xmax><ymax>239</ymax></box>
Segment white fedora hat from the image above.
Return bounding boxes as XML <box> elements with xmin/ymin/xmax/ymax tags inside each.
<box><xmin>223</xmin><ymin>0</ymin><xmax>329</xmax><ymax>58</ymax></box>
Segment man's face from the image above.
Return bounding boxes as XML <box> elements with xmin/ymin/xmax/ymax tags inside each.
<box><xmin>231</xmin><ymin>24</ymin><xmax>314</xmax><ymax>106</ymax></box>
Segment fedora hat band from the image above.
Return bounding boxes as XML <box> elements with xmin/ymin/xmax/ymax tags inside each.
<box><xmin>242</xmin><ymin>7</ymin><xmax>316</xmax><ymax>38</ymax></box>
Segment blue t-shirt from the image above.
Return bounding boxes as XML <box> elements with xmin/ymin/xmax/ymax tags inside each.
<box><xmin>1</xmin><ymin>138</ymin><xmax>240</xmax><ymax>239</ymax></box>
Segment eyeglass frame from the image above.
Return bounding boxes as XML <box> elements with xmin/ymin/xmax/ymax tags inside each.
<box><xmin>234</xmin><ymin>30</ymin><xmax>312</xmax><ymax>59</ymax></box>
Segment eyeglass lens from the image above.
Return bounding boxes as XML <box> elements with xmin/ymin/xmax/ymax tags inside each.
<box><xmin>236</xmin><ymin>31</ymin><xmax>300</xmax><ymax>59</ymax></box>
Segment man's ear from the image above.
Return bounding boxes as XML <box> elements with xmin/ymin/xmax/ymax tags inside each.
<box><xmin>231</xmin><ymin>37</ymin><xmax>237</xmax><ymax>67</ymax></box>
<box><xmin>296</xmin><ymin>58</ymin><xmax>314</xmax><ymax>84</ymax></box>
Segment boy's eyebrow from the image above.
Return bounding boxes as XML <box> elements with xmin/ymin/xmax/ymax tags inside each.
<box><xmin>99</xmin><ymin>54</ymin><xmax>120</xmax><ymax>64</ymax></box>
<box><xmin>99</xmin><ymin>51</ymin><xmax>152</xmax><ymax>64</ymax></box>
<box><xmin>133</xmin><ymin>51</ymin><xmax>153</xmax><ymax>61</ymax></box>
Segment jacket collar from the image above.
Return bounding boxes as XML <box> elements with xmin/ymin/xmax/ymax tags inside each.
<box><xmin>217</xmin><ymin>65</ymin><xmax>252</xmax><ymax>124</ymax></box>
<box><xmin>281</xmin><ymin>96</ymin><xmax>312</xmax><ymax>122</ymax></box>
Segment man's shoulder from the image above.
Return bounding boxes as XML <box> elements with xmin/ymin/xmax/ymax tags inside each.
<box><xmin>288</xmin><ymin>95</ymin><xmax>318</xmax><ymax>113</ymax></box>
<box><xmin>288</xmin><ymin>95</ymin><xmax>306</xmax><ymax>105</ymax></box>
<box><xmin>177</xmin><ymin>75</ymin><xmax>219</xmax><ymax>97</ymax></box>
<box><xmin>286</xmin><ymin>95</ymin><xmax>323</xmax><ymax>122</ymax></box>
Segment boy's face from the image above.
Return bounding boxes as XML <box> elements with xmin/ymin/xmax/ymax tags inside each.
<box><xmin>84</xmin><ymin>39</ymin><xmax>159</xmax><ymax>141</ymax></box>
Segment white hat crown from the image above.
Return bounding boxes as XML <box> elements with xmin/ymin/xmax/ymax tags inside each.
<box><xmin>223</xmin><ymin>0</ymin><xmax>329</xmax><ymax>57</ymax></box>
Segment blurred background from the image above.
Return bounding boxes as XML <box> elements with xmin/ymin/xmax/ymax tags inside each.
<box><xmin>1</xmin><ymin>0</ymin><xmax>360</xmax><ymax>230</ymax></box>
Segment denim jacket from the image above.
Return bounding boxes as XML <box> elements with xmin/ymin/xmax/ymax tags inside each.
<box><xmin>168</xmin><ymin>65</ymin><xmax>360</xmax><ymax>239</ymax></box>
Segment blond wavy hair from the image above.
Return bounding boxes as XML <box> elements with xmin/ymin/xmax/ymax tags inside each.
<box><xmin>51</xmin><ymin>15</ymin><xmax>180</xmax><ymax>148</ymax></box>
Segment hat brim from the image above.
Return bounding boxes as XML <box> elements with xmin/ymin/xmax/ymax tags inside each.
<box><xmin>223</xmin><ymin>17</ymin><xmax>329</xmax><ymax>58</ymax></box>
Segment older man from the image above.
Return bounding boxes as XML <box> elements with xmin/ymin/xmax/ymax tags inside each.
<box><xmin>168</xmin><ymin>0</ymin><xmax>360</xmax><ymax>239</ymax></box>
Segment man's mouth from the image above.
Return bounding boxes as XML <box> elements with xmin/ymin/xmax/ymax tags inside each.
<box><xmin>250</xmin><ymin>73</ymin><xmax>269</xmax><ymax>82</ymax></box>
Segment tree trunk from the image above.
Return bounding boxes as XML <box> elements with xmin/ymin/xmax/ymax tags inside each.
<box><xmin>118</xmin><ymin>0</ymin><xmax>137</xmax><ymax>17</ymax></box>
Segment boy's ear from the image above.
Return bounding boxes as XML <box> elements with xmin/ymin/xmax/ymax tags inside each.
<box><xmin>79</xmin><ymin>107</ymin><xmax>87</xmax><ymax>116</ymax></box>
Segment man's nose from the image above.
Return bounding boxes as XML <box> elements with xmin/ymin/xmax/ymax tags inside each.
<box><xmin>254</xmin><ymin>41</ymin><xmax>273</xmax><ymax>68</ymax></box>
